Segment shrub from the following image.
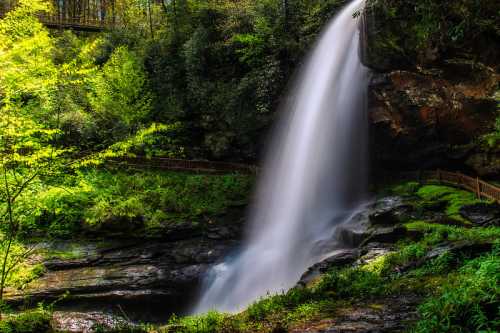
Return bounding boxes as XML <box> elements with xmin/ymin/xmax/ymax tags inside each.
<box><xmin>0</xmin><ymin>308</ymin><xmax>51</xmax><ymax>333</ymax></box>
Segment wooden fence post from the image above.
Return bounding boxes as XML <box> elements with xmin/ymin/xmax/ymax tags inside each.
<box><xmin>476</xmin><ymin>177</ymin><xmax>481</xmax><ymax>200</ymax></box>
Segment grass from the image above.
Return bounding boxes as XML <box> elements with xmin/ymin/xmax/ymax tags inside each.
<box><xmin>412</xmin><ymin>250</ymin><xmax>500</xmax><ymax>332</ymax></box>
<box><xmin>405</xmin><ymin>221</ymin><xmax>500</xmax><ymax>244</ymax></box>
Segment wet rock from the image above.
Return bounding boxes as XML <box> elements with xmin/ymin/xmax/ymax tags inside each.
<box><xmin>290</xmin><ymin>294</ymin><xmax>421</xmax><ymax>333</ymax></box>
<box><xmin>5</xmin><ymin>238</ymin><xmax>238</xmax><ymax>322</ymax></box>
<box><xmin>335</xmin><ymin>197</ymin><xmax>421</xmax><ymax>248</ymax></box>
<box><xmin>466</xmin><ymin>152</ymin><xmax>500</xmax><ymax>178</ymax></box>
<box><xmin>369</xmin><ymin>196</ymin><xmax>412</xmax><ymax>225</ymax></box>
<box><xmin>460</xmin><ymin>203</ymin><xmax>500</xmax><ymax>226</ymax></box>
<box><xmin>356</xmin><ymin>244</ymin><xmax>394</xmax><ymax>267</ymax></box>
<box><xmin>364</xmin><ymin>226</ymin><xmax>409</xmax><ymax>244</ymax></box>
<box><xmin>51</xmin><ymin>311</ymin><xmax>132</xmax><ymax>333</ymax></box>
<box><xmin>298</xmin><ymin>249</ymin><xmax>360</xmax><ymax>287</ymax></box>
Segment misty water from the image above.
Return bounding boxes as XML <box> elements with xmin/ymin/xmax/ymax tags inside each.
<box><xmin>194</xmin><ymin>0</ymin><xmax>369</xmax><ymax>313</ymax></box>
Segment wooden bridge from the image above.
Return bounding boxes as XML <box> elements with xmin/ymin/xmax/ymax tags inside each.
<box><xmin>0</xmin><ymin>0</ymin><xmax>117</xmax><ymax>31</ymax></box>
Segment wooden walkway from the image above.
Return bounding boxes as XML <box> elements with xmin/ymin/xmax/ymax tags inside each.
<box><xmin>400</xmin><ymin>170</ymin><xmax>500</xmax><ymax>203</ymax></box>
<box><xmin>0</xmin><ymin>0</ymin><xmax>116</xmax><ymax>31</ymax></box>
<box><xmin>110</xmin><ymin>157</ymin><xmax>500</xmax><ymax>203</ymax></box>
<box><xmin>38</xmin><ymin>15</ymin><xmax>111</xmax><ymax>31</ymax></box>
<box><xmin>109</xmin><ymin>157</ymin><xmax>259</xmax><ymax>175</ymax></box>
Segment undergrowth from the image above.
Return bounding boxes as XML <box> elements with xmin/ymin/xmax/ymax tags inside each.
<box><xmin>7</xmin><ymin>169</ymin><xmax>253</xmax><ymax>239</ymax></box>
<box><xmin>0</xmin><ymin>306</ymin><xmax>51</xmax><ymax>333</ymax></box>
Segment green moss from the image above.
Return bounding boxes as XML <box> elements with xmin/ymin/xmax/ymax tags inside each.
<box><xmin>405</xmin><ymin>221</ymin><xmax>500</xmax><ymax>245</ymax></box>
<box><xmin>388</xmin><ymin>181</ymin><xmax>421</xmax><ymax>197</ymax></box>
<box><xmin>416</xmin><ymin>185</ymin><xmax>483</xmax><ymax>221</ymax></box>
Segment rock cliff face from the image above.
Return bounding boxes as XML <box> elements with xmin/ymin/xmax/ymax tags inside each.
<box><xmin>5</xmin><ymin>222</ymin><xmax>242</xmax><ymax>324</ymax></box>
<box><xmin>364</xmin><ymin>0</ymin><xmax>500</xmax><ymax>178</ymax></box>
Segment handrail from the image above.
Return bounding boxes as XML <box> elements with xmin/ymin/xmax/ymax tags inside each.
<box><xmin>107</xmin><ymin>157</ymin><xmax>259</xmax><ymax>175</ymax></box>
<box><xmin>108</xmin><ymin>158</ymin><xmax>500</xmax><ymax>202</ymax></box>
<box><xmin>0</xmin><ymin>11</ymin><xmax>113</xmax><ymax>31</ymax></box>
<box><xmin>398</xmin><ymin>170</ymin><xmax>500</xmax><ymax>203</ymax></box>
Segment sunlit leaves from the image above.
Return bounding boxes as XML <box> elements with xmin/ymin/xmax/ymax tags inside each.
<box><xmin>87</xmin><ymin>46</ymin><xmax>152</xmax><ymax>128</ymax></box>
<box><xmin>76</xmin><ymin>122</ymin><xmax>184</xmax><ymax>167</ymax></box>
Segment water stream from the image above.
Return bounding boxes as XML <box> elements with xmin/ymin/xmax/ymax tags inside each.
<box><xmin>194</xmin><ymin>0</ymin><xmax>369</xmax><ymax>313</ymax></box>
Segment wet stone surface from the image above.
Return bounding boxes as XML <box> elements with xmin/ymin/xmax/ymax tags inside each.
<box><xmin>290</xmin><ymin>294</ymin><xmax>421</xmax><ymax>333</ymax></box>
<box><xmin>6</xmin><ymin>237</ymin><xmax>239</xmax><ymax>323</ymax></box>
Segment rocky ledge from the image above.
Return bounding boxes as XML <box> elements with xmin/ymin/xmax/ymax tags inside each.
<box><xmin>5</xmin><ymin>223</ymin><xmax>241</xmax><ymax>325</ymax></box>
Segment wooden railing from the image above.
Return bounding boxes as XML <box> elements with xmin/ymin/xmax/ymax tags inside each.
<box><xmin>0</xmin><ymin>11</ymin><xmax>114</xmax><ymax>32</ymax></box>
<box><xmin>398</xmin><ymin>170</ymin><xmax>500</xmax><ymax>203</ymax></box>
<box><xmin>108</xmin><ymin>157</ymin><xmax>259</xmax><ymax>175</ymax></box>
<box><xmin>38</xmin><ymin>14</ymin><xmax>112</xmax><ymax>31</ymax></box>
<box><xmin>109</xmin><ymin>158</ymin><xmax>500</xmax><ymax>202</ymax></box>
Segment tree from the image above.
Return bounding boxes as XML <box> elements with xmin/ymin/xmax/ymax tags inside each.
<box><xmin>0</xmin><ymin>113</ymin><xmax>67</xmax><ymax>316</ymax></box>
<box><xmin>0</xmin><ymin>0</ymin><xmax>68</xmax><ymax>316</ymax></box>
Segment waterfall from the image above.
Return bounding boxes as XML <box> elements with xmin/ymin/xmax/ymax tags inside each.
<box><xmin>194</xmin><ymin>0</ymin><xmax>369</xmax><ymax>313</ymax></box>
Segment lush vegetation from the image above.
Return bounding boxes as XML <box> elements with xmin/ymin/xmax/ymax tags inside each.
<box><xmin>0</xmin><ymin>0</ymin><xmax>498</xmax><ymax>331</ymax></box>
<box><xmin>10</xmin><ymin>169</ymin><xmax>252</xmax><ymax>239</ymax></box>
<box><xmin>365</xmin><ymin>0</ymin><xmax>499</xmax><ymax>69</ymax></box>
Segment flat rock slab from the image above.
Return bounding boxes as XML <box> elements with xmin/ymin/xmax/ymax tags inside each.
<box><xmin>6</xmin><ymin>238</ymin><xmax>238</xmax><ymax>322</ymax></box>
<box><xmin>51</xmin><ymin>311</ymin><xmax>132</xmax><ymax>333</ymax></box>
<box><xmin>290</xmin><ymin>294</ymin><xmax>421</xmax><ymax>333</ymax></box>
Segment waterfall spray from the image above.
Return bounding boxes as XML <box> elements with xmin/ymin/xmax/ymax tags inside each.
<box><xmin>195</xmin><ymin>0</ymin><xmax>369</xmax><ymax>313</ymax></box>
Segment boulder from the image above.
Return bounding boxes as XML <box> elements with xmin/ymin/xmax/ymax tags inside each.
<box><xmin>460</xmin><ymin>203</ymin><xmax>500</xmax><ymax>227</ymax></box>
<box><xmin>369</xmin><ymin>196</ymin><xmax>413</xmax><ymax>225</ymax></box>
<box><xmin>297</xmin><ymin>249</ymin><xmax>360</xmax><ymax>287</ymax></box>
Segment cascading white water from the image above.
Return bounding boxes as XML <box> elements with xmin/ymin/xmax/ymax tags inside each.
<box><xmin>194</xmin><ymin>0</ymin><xmax>369</xmax><ymax>313</ymax></box>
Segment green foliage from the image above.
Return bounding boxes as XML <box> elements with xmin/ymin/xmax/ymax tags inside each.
<box><xmin>413</xmin><ymin>251</ymin><xmax>500</xmax><ymax>332</ymax></box>
<box><xmin>14</xmin><ymin>169</ymin><xmax>253</xmax><ymax>238</ymax></box>
<box><xmin>315</xmin><ymin>267</ymin><xmax>386</xmax><ymax>299</ymax></box>
<box><xmin>78</xmin><ymin>123</ymin><xmax>185</xmax><ymax>168</ymax></box>
<box><xmin>0</xmin><ymin>240</ymin><xmax>45</xmax><ymax>290</ymax></box>
<box><xmin>88</xmin><ymin>46</ymin><xmax>152</xmax><ymax>131</ymax></box>
<box><xmin>366</xmin><ymin>0</ymin><xmax>499</xmax><ymax>68</ymax></box>
<box><xmin>167</xmin><ymin>311</ymin><xmax>231</xmax><ymax>333</ymax></box>
<box><xmin>0</xmin><ymin>307</ymin><xmax>51</xmax><ymax>333</ymax></box>
<box><xmin>388</xmin><ymin>181</ymin><xmax>421</xmax><ymax>196</ymax></box>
